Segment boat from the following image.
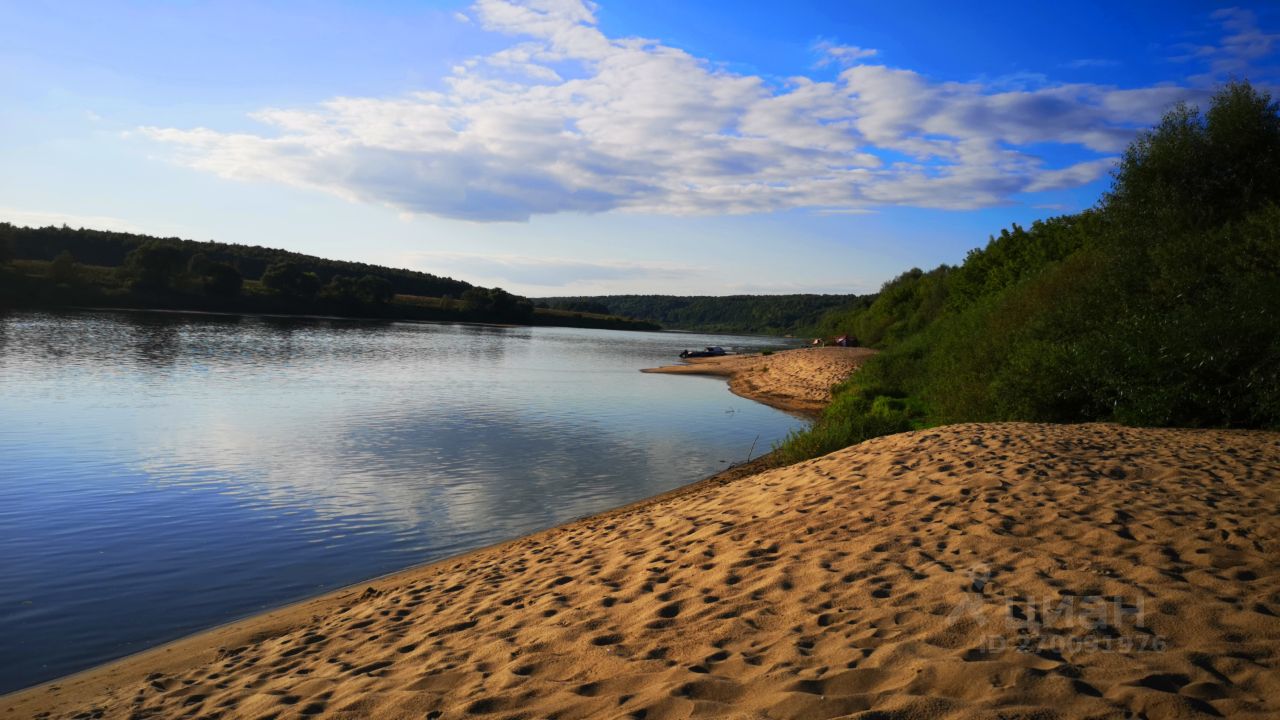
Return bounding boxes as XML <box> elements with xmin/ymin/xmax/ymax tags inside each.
<box><xmin>679</xmin><ymin>346</ymin><xmax>728</xmax><ymax>359</ymax></box>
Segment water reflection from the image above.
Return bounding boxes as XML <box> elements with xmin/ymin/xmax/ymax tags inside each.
<box><xmin>0</xmin><ymin>310</ymin><xmax>804</xmax><ymax>693</ymax></box>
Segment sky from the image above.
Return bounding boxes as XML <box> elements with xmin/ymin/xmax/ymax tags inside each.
<box><xmin>3</xmin><ymin>1</ymin><xmax>1278</xmax><ymax>296</ymax></box>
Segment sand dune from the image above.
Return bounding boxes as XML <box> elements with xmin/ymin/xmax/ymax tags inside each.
<box><xmin>9</xmin><ymin>420</ymin><xmax>1279</xmax><ymax>719</ymax></box>
<box><xmin>642</xmin><ymin>347</ymin><xmax>877</xmax><ymax>415</ymax></box>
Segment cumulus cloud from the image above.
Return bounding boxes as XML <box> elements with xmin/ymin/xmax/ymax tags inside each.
<box><xmin>141</xmin><ymin>1</ymin><xmax>1270</xmax><ymax>222</ymax></box>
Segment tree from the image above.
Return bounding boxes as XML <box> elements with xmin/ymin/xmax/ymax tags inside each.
<box><xmin>1107</xmin><ymin>81</ymin><xmax>1280</xmax><ymax>231</ymax></box>
<box><xmin>261</xmin><ymin>261</ymin><xmax>319</xmax><ymax>298</ymax></box>
<box><xmin>202</xmin><ymin>262</ymin><xmax>243</xmax><ymax>297</ymax></box>
<box><xmin>49</xmin><ymin>250</ymin><xmax>79</xmax><ymax>284</ymax></box>
<box><xmin>319</xmin><ymin>275</ymin><xmax>358</xmax><ymax>303</ymax></box>
<box><xmin>120</xmin><ymin>241</ymin><xmax>185</xmax><ymax>291</ymax></box>
<box><xmin>356</xmin><ymin>275</ymin><xmax>394</xmax><ymax>304</ymax></box>
<box><xmin>461</xmin><ymin>287</ymin><xmax>535</xmax><ymax>321</ymax></box>
<box><xmin>0</xmin><ymin>235</ymin><xmax>13</xmax><ymax>266</ymax></box>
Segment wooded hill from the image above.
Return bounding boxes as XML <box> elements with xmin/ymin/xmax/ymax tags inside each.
<box><xmin>539</xmin><ymin>294</ymin><xmax>868</xmax><ymax>335</ymax></box>
<box><xmin>0</xmin><ymin>225</ymin><xmax>658</xmax><ymax>331</ymax></box>
<box><xmin>776</xmin><ymin>81</ymin><xmax>1280</xmax><ymax>462</ymax></box>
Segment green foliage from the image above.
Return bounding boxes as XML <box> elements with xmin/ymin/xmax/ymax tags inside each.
<box><xmin>356</xmin><ymin>275</ymin><xmax>394</xmax><ymax>304</ymax></box>
<box><xmin>462</xmin><ymin>286</ymin><xmax>535</xmax><ymax>321</ymax></box>
<box><xmin>261</xmin><ymin>261</ymin><xmax>321</xmax><ymax>298</ymax></box>
<box><xmin>0</xmin><ymin>233</ymin><xmax>13</xmax><ymax>266</ymax></box>
<box><xmin>778</xmin><ymin>81</ymin><xmax>1280</xmax><ymax>463</ymax></box>
<box><xmin>808</xmin><ymin>266</ymin><xmax>952</xmax><ymax>346</ymax></box>
<box><xmin>201</xmin><ymin>262</ymin><xmax>243</xmax><ymax>298</ymax></box>
<box><xmin>555</xmin><ymin>299</ymin><xmax>612</xmax><ymax>314</ymax></box>
<box><xmin>0</xmin><ymin>225</ymin><xmax>655</xmax><ymax>331</ymax></box>
<box><xmin>773</xmin><ymin>382</ymin><xmax>926</xmax><ymax>465</ymax></box>
<box><xmin>319</xmin><ymin>274</ymin><xmax>394</xmax><ymax>305</ymax></box>
<box><xmin>1106</xmin><ymin>82</ymin><xmax>1280</xmax><ymax>232</ymax></box>
<box><xmin>0</xmin><ymin>222</ymin><xmax>471</xmax><ymax>298</ymax></box>
<box><xmin>540</xmin><ymin>294</ymin><xmax>868</xmax><ymax>335</ymax></box>
<box><xmin>120</xmin><ymin>241</ymin><xmax>185</xmax><ymax>291</ymax></box>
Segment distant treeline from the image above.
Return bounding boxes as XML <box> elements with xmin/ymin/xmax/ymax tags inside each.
<box><xmin>1</xmin><ymin>224</ymin><xmax>472</xmax><ymax>298</ymax></box>
<box><xmin>538</xmin><ymin>294</ymin><xmax>868</xmax><ymax>335</ymax></box>
<box><xmin>0</xmin><ymin>226</ymin><xmax>659</xmax><ymax>330</ymax></box>
<box><xmin>776</xmin><ymin>81</ymin><xmax>1280</xmax><ymax>462</ymax></box>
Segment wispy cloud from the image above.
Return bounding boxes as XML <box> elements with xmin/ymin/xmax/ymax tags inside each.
<box><xmin>1170</xmin><ymin>6</ymin><xmax>1279</xmax><ymax>82</ymax></box>
<box><xmin>1061</xmin><ymin>58</ymin><xmax>1120</xmax><ymax>69</ymax></box>
<box><xmin>141</xmin><ymin>1</ymin><xmax>1272</xmax><ymax>223</ymax></box>
<box><xmin>0</xmin><ymin>207</ymin><xmax>146</xmax><ymax>233</ymax></box>
<box><xmin>812</xmin><ymin>39</ymin><xmax>879</xmax><ymax>68</ymax></box>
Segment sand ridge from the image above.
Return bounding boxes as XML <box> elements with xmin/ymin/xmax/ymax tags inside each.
<box><xmin>641</xmin><ymin>347</ymin><xmax>877</xmax><ymax>416</ymax></box>
<box><xmin>8</xmin><ymin>422</ymin><xmax>1279</xmax><ymax>719</ymax></box>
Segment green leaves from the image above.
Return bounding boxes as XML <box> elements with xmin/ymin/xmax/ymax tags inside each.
<box><xmin>781</xmin><ymin>81</ymin><xmax>1280</xmax><ymax>463</ymax></box>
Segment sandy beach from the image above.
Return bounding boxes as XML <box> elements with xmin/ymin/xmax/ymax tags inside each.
<box><xmin>641</xmin><ymin>347</ymin><xmax>877</xmax><ymax>416</ymax></box>
<box><xmin>6</xmin><ymin>352</ymin><xmax>1280</xmax><ymax>720</ymax></box>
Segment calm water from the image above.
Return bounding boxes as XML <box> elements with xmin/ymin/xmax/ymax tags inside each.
<box><xmin>0</xmin><ymin>310</ymin><xmax>805</xmax><ymax>693</ymax></box>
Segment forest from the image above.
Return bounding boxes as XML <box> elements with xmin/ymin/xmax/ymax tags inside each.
<box><xmin>0</xmin><ymin>226</ymin><xmax>658</xmax><ymax>330</ymax></box>
<box><xmin>776</xmin><ymin>81</ymin><xmax>1280</xmax><ymax>462</ymax></box>
<box><xmin>539</xmin><ymin>294</ymin><xmax>867</xmax><ymax>334</ymax></box>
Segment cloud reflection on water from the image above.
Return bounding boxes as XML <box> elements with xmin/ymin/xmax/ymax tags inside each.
<box><xmin>0</xmin><ymin>310</ymin><xmax>803</xmax><ymax>692</ymax></box>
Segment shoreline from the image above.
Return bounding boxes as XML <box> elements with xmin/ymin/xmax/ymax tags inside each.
<box><xmin>0</xmin><ymin>452</ymin><xmax>784</xmax><ymax>717</ymax></box>
<box><xmin>10</xmin><ymin>422</ymin><xmax>1278</xmax><ymax>719</ymax></box>
<box><xmin>2</xmin><ymin>347</ymin><xmax>856</xmax><ymax>714</ymax></box>
<box><xmin>641</xmin><ymin>346</ymin><xmax>877</xmax><ymax>417</ymax></box>
<box><xmin>8</xmin><ymin>347</ymin><xmax>1278</xmax><ymax>719</ymax></box>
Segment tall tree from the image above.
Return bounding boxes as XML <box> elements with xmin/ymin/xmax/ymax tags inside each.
<box><xmin>120</xmin><ymin>241</ymin><xmax>185</xmax><ymax>291</ymax></box>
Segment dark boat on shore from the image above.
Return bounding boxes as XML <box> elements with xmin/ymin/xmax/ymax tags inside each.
<box><xmin>679</xmin><ymin>346</ymin><xmax>727</xmax><ymax>359</ymax></box>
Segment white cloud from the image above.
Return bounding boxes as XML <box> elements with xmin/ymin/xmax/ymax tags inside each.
<box><xmin>141</xmin><ymin>1</ymin><xmax>1271</xmax><ymax>223</ymax></box>
<box><xmin>813</xmin><ymin>40</ymin><xmax>879</xmax><ymax>67</ymax></box>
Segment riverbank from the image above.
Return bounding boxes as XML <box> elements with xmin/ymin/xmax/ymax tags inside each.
<box><xmin>8</xmin><ymin>421</ymin><xmax>1279</xmax><ymax>719</ymax></box>
<box><xmin>641</xmin><ymin>346</ymin><xmax>877</xmax><ymax>416</ymax></box>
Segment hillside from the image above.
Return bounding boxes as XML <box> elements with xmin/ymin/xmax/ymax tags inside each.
<box><xmin>0</xmin><ymin>226</ymin><xmax>658</xmax><ymax>330</ymax></box>
<box><xmin>777</xmin><ymin>81</ymin><xmax>1280</xmax><ymax>462</ymax></box>
<box><xmin>539</xmin><ymin>294</ymin><xmax>868</xmax><ymax>335</ymax></box>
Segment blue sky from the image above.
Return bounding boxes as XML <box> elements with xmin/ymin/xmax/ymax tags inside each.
<box><xmin>3</xmin><ymin>1</ymin><xmax>1278</xmax><ymax>296</ymax></box>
